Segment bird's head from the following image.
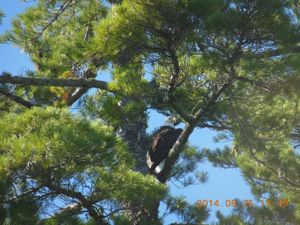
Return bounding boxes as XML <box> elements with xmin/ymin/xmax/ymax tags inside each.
<box><xmin>164</xmin><ymin>116</ymin><xmax>180</xmax><ymax>127</ymax></box>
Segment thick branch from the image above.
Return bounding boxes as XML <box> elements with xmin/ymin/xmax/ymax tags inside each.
<box><xmin>0</xmin><ymin>88</ymin><xmax>34</xmax><ymax>108</ymax></box>
<box><xmin>67</xmin><ymin>87</ymin><xmax>89</xmax><ymax>105</ymax></box>
<box><xmin>0</xmin><ymin>74</ymin><xmax>110</xmax><ymax>91</ymax></box>
<box><xmin>158</xmin><ymin>122</ymin><xmax>194</xmax><ymax>183</ymax></box>
<box><xmin>160</xmin><ymin>81</ymin><xmax>233</xmax><ymax>182</ymax></box>
<box><xmin>168</xmin><ymin>48</ymin><xmax>180</xmax><ymax>93</ymax></box>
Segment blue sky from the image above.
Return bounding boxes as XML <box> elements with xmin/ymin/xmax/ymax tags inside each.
<box><xmin>0</xmin><ymin>1</ymin><xmax>254</xmax><ymax>223</ymax></box>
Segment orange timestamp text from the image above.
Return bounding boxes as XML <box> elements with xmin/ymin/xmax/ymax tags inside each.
<box><xmin>195</xmin><ymin>199</ymin><xmax>289</xmax><ymax>208</ymax></box>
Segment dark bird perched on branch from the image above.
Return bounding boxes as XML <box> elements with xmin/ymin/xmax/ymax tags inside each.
<box><xmin>147</xmin><ymin>116</ymin><xmax>183</xmax><ymax>179</ymax></box>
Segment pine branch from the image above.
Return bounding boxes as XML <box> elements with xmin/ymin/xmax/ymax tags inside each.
<box><xmin>233</xmin><ymin>75</ymin><xmax>272</xmax><ymax>92</ymax></box>
<box><xmin>230</xmin><ymin>101</ymin><xmax>300</xmax><ymax>189</ymax></box>
<box><xmin>0</xmin><ymin>74</ymin><xmax>111</xmax><ymax>91</ymax></box>
<box><xmin>34</xmin><ymin>0</ymin><xmax>78</xmax><ymax>39</ymax></box>
<box><xmin>37</xmin><ymin>204</ymin><xmax>83</xmax><ymax>225</ymax></box>
<box><xmin>45</xmin><ymin>182</ymin><xmax>109</xmax><ymax>225</ymax></box>
<box><xmin>168</xmin><ymin>96</ymin><xmax>192</xmax><ymax>123</ymax></box>
<box><xmin>0</xmin><ymin>88</ymin><xmax>34</xmax><ymax>108</ymax></box>
<box><xmin>62</xmin><ymin>23</ymin><xmax>100</xmax><ymax>106</ymax></box>
<box><xmin>251</xmin><ymin>46</ymin><xmax>300</xmax><ymax>58</ymax></box>
<box><xmin>66</xmin><ymin>87</ymin><xmax>89</xmax><ymax>105</ymax></box>
<box><xmin>160</xmin><ymin>80</ymin><xmax>233</xmax><ymax>182</ymax></box>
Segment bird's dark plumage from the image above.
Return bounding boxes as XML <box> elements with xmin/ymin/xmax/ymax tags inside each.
<box><xmin>147</xmin><ymin>125</ymin><xmax>183</xmax><ymax>174</ymax></box>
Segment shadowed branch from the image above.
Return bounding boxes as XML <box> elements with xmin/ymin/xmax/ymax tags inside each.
<box><xmin>0</xmin><ymin>88</ymin><xmax>34</xmax><ymax>108</ymax></box>
<box><xmin>0</xmin><ymin>74</ymin><xmax>110</xmax><ymax>91</ymax></box>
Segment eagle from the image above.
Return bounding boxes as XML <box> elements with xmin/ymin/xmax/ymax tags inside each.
<box><xmin>147</xmin><ymin>116</ymin><xmax>183</xmax><ymax>176</ymax></box>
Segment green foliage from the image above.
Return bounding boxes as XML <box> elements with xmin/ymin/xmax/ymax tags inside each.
<box><xmin>110</xmin><ymin>64</ymin><xmax>148</xmax><ymax>97</ymax></box>
<box><xmin>111</xmin><ymin>214</ymin><xmax>131</xmax><ymax>225</ymax></box>
<box><xmin>81</xmin><ymin>64</ymin><xmax>149</xmax><ymax>127</ymax></box>
<box><xmin>0</xmin><ymin>94</ymin><xmax>23</xmax><ymax>116</ymax></box>
<box><xmin>0</xmin><ymin>107</ymin><xmax>131</xmax><ymax>176</ymax></box>
<box><xmin>0</xmin><ymin>107</ymin><xmax>166</xmax><ymax>222</ymax></box>
<box><xmin>3</xmin><ymin>0</ymin><xmax>106</xmax><ymax>76</ymax></box>
<box><xmin>172</xmin><ymin>144</ymin><xmax>207</xmax><ymax>186</ymax></box>
<box><xmin>5</xmin><ymin>195</ymin><xmax>40</xmax><ymax>225</ymax></box>
<box><xmin>1</xmin><ymin>1</ymin><xmax>108</xmax><ymax>104</ymax></box>
<box><xmin>164</xmin><ymin>194</ymin><xmax>209</xmax><ymax>224</ymax></box>
<box><xmin>206</xmin><ymin>90</ymin><xmax>300</xmax><ymax>221</ymax></box>
<box><xmin>1</xmin><ymin>0</ymin><xmax>300</xmax><ymax>224</ymax></box>
<box><xmin>205</xmin><ymin>146</ymin><xmax>238</xmax><ymax>169</ymax></box>
<box><xmin>93</xmin><ymin>0</ymin><xmax>193</xmax><ymax>63</ymax></box>
<box><xmin>0</xmin><ymin>10</ymin><xmax>3</xmax><ymax>25</ymax></box>
<box><xmin>213</xmin><ymin>198</ymin><xmax>299</xmax><ymax>225</ymax></box>
<box><xmin>82</xmin><ymin>90</ymin><xmax>124</xmax><ymax>126</ymax></box>
<box><xmin>43</xmin><ymin>216</ymin><xmax>96</xmax><ymax>225</ymax></box>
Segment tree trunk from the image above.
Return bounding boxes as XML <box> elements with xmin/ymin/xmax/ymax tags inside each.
<box><xmin>116</xmin><ymin>101</ymin><xmax>161</xmax><ymax>224</ymax></box>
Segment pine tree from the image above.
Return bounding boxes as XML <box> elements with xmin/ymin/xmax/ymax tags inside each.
<box><xmin>0</xmin><ymin>0</ymin><xmax>299</xmax><ymax>224</ymax></box>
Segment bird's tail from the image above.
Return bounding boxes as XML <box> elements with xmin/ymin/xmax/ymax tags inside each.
<box><xmin>154</xmin><ymin>160</ymin><xmax>165</xmax><ymax>174</ymax></box>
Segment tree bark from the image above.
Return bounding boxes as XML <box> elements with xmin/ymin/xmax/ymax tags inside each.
<box><xmin>0</xmin><ymin>88</ymin><xmax>34</xmax><ymax>108</ymax></box>
<box><xmin>0</xmin><ymin>74</ymin><xmax>110</xmax><ymax>91</ymax></box>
